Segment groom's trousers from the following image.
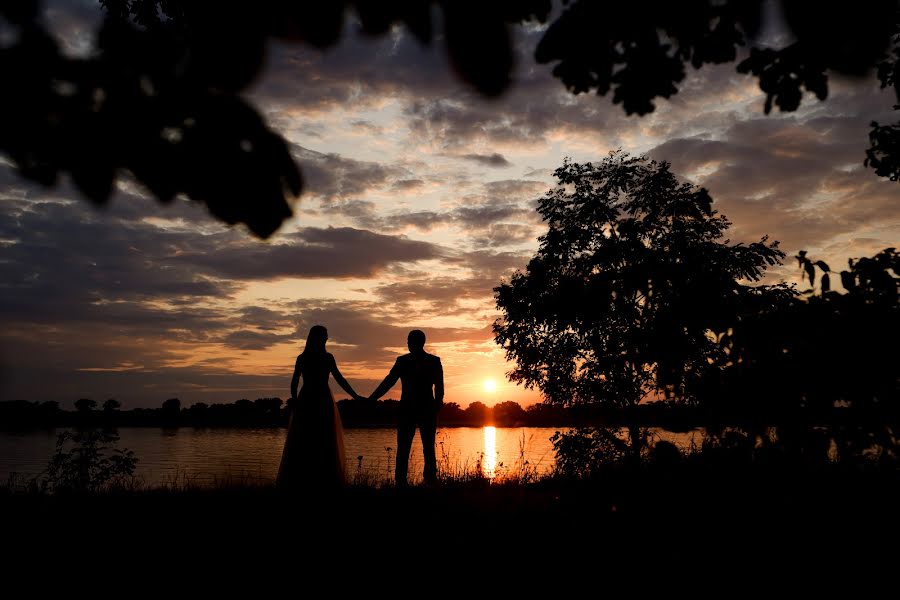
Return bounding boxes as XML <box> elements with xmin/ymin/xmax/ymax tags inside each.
<box><xmin>396</xmin><ymin>408</ymin><xmax>437</xmax><ymax>486</ymax></box>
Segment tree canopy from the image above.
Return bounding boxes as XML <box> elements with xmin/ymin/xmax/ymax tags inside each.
<box><xmin>705</xmin><ymin>247</ymin><xmax>900</xmax><ymax>418</ymax></box>
<box><xmin>493</xmin><ymin>151</ymin><xmax>784</xmax><ymax>409</ymax></box>
<box><xmin>1</xmin><ymin>0</ymin><xmax>898</xmax><ymax>236</ymax></box>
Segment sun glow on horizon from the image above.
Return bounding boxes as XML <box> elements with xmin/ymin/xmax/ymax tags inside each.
<box><xmin>482</xmin><ymin>378</ymin><xmax>498</xmax><ymax>394</ymax></box>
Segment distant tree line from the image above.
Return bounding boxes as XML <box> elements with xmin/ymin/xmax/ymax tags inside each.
<box><xmin>1</xmin><ymin>397</ymin><xmax>580</xmax><ymax>429</ymax></box>
<box><xmin>3</xmin><ymin>392</ymin><xmax>898</xmax><ymax>431</ymax></box>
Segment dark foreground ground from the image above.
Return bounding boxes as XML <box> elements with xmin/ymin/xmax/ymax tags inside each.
<box><xmin>3</xmin><ymin>463</ymin><xmax>899</xmax><ymax>590</ymax></box>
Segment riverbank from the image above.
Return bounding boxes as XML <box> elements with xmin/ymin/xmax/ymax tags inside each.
<box><xmin>4</xmin><ymin>462</ymin><xmax>899</xmax><ymax>584</ymax></box>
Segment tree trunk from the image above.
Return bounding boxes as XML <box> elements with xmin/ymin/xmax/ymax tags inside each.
<box><xmin>628</xmin><ymin>424</ymin><xmax>643</xmax><ymax>463</ymax></box>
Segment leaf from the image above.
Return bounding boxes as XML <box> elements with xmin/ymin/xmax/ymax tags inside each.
<box><xmin>840</xmin><ymin>271</ymin><xmax>855</xmax><ymax>291</ymax></box>
<box><xmin>815</xmin><ymin>260</ymin><xmax>830</xmax><ymax>272</ymax></box>
<box><xmin>821</xmin><ymin>273</ymin><xmax>830</xmax><ymax>293</ymax></box>
<box><xmin>805</xmin><ymin>261</ymin><xmax>815</xmax><ymax>286</ymax></box>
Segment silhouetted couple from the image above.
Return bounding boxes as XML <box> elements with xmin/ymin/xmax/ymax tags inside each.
<box><xmin>276</xmin><ymin>326</ymin><xmax>444</xmax><ymax>493</ymax></box>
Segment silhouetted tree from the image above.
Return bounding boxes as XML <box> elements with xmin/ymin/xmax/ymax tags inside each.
<box><xmin>75</xmin><ymin>398</ymin><xmax>97</xmax><ymax>413</ymax></box>
<box><xmin>696</xmin><ymin>248</ymin><xmax>900</xmax><ymax>464</ymax></box>
<box><xmin>1</xmin><ymin>1</ymin><xmax>896</xmax><ymax>241</ymax></box>
<box><xmin>710</xmin><ymin>248</ymin><xmax>899</xmax><ymax>422</ymax></box>
<box><xmin>494</xmin><ymin>152</ymin><xmax>784</xmax><ymax>455</ymax></box>
<box><xmin>867</xmin><ymin>22</ymin><xmax>900</xmax><ymax>181</ymax></box>
<box><xmin>254</xmin><ymin>397</ymin><xmax>283</xmax><ymax>417</ymax></box>
<box><xmin>437</xmin><ymin>401</ymin><xmax>466</xmax><ymax>425</ymax></box>
<box><xmin>464</xmin><ymin>401</ymin><xmax>492</xmax><ymax>425</ymax></box>
<box><xmin>493</xmin><ymin>401</ymin><xmax>526</xmax><ymax>426</ymax></box>
<box><xmin>39</xmin><ymin>400</ymin><xmax>60</xmax><ymax>419</ymax></box>
<box><xmin>161</xmin><ymin>397</ymin><xmax>180</xmax><ymax>424</ymax></box>
<box><xmin>102</xmin><ymin>398</ymin><xmax>121</xmax><ymax>412</ymax></box>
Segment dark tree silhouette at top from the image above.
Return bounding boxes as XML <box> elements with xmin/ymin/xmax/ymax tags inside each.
<box><xmin>867</xmin><ymin>23</ymin><xmax>900</xmax><ymax>181</ymax></box>
<box><xmin>493</xmin><ymin>151</ymin><xmax>784</xmax><ymax>452</ymax></box>
<box><xmin>1</xmin><ymin>1</ymin><xmax>897</xmax><ymax>238</ymax></box>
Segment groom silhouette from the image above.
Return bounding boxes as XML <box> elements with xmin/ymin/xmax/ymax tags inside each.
<box><xmin>368</xmin><ymin>330</ymin><xmax>444</xmax><ymax>487</ymax></box>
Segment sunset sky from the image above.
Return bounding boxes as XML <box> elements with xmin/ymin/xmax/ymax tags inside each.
<box><xmin>1</xmin><ymin>1</ymin><xmax>897</xmax><ymax>409</ymax></box>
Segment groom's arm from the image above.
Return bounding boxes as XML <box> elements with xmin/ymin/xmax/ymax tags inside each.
<box><xmin>368</xmin><ymin>359</ymin><xmax>401</xmax><ymax>401</ymax></box>
<box><xmin>434</xmin><ymin>358</ymin><xmax>444</xmax><ymax>406</ymax></box>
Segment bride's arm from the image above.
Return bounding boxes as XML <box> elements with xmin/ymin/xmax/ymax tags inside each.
<box><xmin>330</xmin><ymin>355</ymin><xmax>362</xmax><ymax>400</ymax></box>
<box><xmin>290</xmin><ymin>355</ymin><xmax>303</xmax><ymax>400</ymax></box>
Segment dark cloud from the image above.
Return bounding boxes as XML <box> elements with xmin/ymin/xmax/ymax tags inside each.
<box><xmin>523</xmin><ymin>167</ymin><xmax>552</xmax><ymax>178</ymax></box>
<box><xmin>391</xmin><ymin>179</ymin><xmax>425</xmax><ymax>191</ymax></box>
<box><xmin>404</xmin><ymin>95</ymin><xmax>578</xmax><ymax>147</ymax></box>
<box><xmin>482</xmin><ymin>179</ymin><xmax>547</xmax><ymax>200</ymax></box>
<box><xmin>373</xmin><ymin>249</ymin><xmax>530</xmax><ymax>314</ymax></box>
<box><xmin>647</xmin><ymin>81</ymin><xmax>899</xmax><ymax>267</ymax></box>
<box><xmin>0</xmin><ymin>333</ymin><xmax>292</xmax><ymax>407</ymax></box>
<box><xmin>291</xmin><ymin>144</ymin><xmax>409</xmax><ymax>201</ymax></box>
<box><xmin>458</xmin><ymin>153</ymin><xmax>513</xmax><ymax>167</ymax></box>
<box><xmin>0</xmin><ymin>195</ymin><xmax>238</xmax><ymax>327</ymax></box>
<box><xmin>473</xmin><ymin>223</ymin><xmax>540</xmax><ymax>248</ymax></box>
<box><xmin>350</xmin><ymin>119</ymin><xmax>384</xmax><ymax>133</ymax></box>
<box><xmin>0</xmin><ymin>172</ymin><xmax>453</xmax><ymax>407</ymax></box>
<box><xmin>450</xmin><ymin>203</ymin><xmax>542</xmax><ymax>247</ymax></box>
<box><xmin>233</xmin><ymin>306</ymin><xmax>294</xmax><ymax>331</ymax></box>
<box><xmin>179</xmin><ymin>226</ymin><xmax>444</xmax><ymax>280</ymax></box>
<box><xmin>292</xmin><ymin>302</ymin><xmax>476</xmax><ymax>361</ymax></box>
<box><xmin>319</xmin><ymin>173</ymin><xmax>547</xmax><ymax>245</ymax></box>
<box><xmin>460</xmin><ymin>249</ymin><xmax>532</xmax><ymax>280</ymax></box>
<box><xmin>453</xmin><ymin>204</ymin><xmax>530</xmax><ymax>228</ymax></box>
<box><xmin>223</xmin><ymin>329</ymin><xmax>294</xmax><ymax>350</ymax></box>
<box><xmin>340</xmin><ymin>200</ymin><xmax>542</xmax><ymax>248</ymax></box>
<box><xmin>387</xmin><ymin>211</ymin><xmax>445</xmax><ymax>231</ymax></box>
<box><xmin>247</xmin><ymin>20</ymin><xmax>634</xmax><ymax>148</ymax></box>
<box><xmin>317</xmin><ymin>199</ymin><xmax>378</xmax><ymax>220</ymax></box>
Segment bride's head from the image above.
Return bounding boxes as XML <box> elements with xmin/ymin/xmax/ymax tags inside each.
<box><xmin>304</xmin><ymin>325</ymin><xmax>328</xmax><ymax>354</ymax></box>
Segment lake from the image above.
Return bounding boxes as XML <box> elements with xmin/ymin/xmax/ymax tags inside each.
<box><xmin>0</xmin><ymin>426</ymin><xmax>703</xmax><ymax>487</ymax></box>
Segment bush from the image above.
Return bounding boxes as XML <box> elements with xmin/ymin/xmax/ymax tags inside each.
<box><xmin>34</xmin><ymin>429</ymin><xmax>138</xmax><ymax>494</ymax></box>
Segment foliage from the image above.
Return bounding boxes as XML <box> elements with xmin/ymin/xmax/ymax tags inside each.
<box><xmin>34</xmin><ymin>429</ymin><xmax>137</xmax><ymax>493</ymax></box>
<box><xmin>75</xmin><ymin>398</ymin><xmax>97</xmax><ymax>413</ymax></box>
<box><xmin>708</xmin><ymin>248</ymin><xmax>900</xmax><ymax>416</ymax></box>
<box><xmin>494</xmin><ymin>152</ymin><xmax>784</xmax><ymax>409</ymax></box>
<box><xmin>866</xmin><ymin>23</ymin><xmax>900</xmax><ymax>181</ymax></box>
<box><xmin>551</xmin><ymin>427</ymin><xmax>636</xmax><ymax>478</ymax></box>
<box><xmin>867</xmin><ymin>121</ymin><xmax>900</xmax><ymax>181</ymax></box>
<box><xmin>1</xmin><ymin>2</ymin><xmax>897</xmax><ymax>240</ymax></box>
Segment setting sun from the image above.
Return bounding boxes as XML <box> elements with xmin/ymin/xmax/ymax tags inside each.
<box><xmin>483</xmin><ymin>379</ymin><xmax>498</xmax><ymax>394</ymax></box>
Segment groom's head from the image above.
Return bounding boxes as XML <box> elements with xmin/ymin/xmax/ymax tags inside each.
<box><xmin>407</xmin><ymin>329</ymin><xmax>426</xmax><ymax>352</ymax></box>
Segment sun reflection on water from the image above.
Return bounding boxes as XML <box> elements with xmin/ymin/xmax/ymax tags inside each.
<box><xmin>483</xmin><ymin>426</ymin><xmax>497</xmax><ymax>478</ymax></box>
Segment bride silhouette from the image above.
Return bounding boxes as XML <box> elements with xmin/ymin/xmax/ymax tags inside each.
<box><xmin>277</xmin><ymin>325</ymin><xmax>361</xmax><ymax>492</ymax></box>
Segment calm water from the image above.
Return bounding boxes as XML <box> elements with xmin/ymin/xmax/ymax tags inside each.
<box><xmin>0</xmin><ymin>427</ymin><xmax>702</xmax><ymax>487</ymax></box>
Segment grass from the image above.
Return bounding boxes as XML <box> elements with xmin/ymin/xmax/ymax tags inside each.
<box><xmin>3</xmin><ymin>457</ymin><xmax>899</xmax><ymax>587</ymax></box>
<box><xmin>5</xmin><ymin>427</ymin><xmax>899</xmax><ymax>586</ymax></box>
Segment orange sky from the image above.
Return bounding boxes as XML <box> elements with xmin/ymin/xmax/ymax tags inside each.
<box><xmin>0</xmin><ymin>2</ymin><xmax>897</xmax><ymax>409</ymax></box>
